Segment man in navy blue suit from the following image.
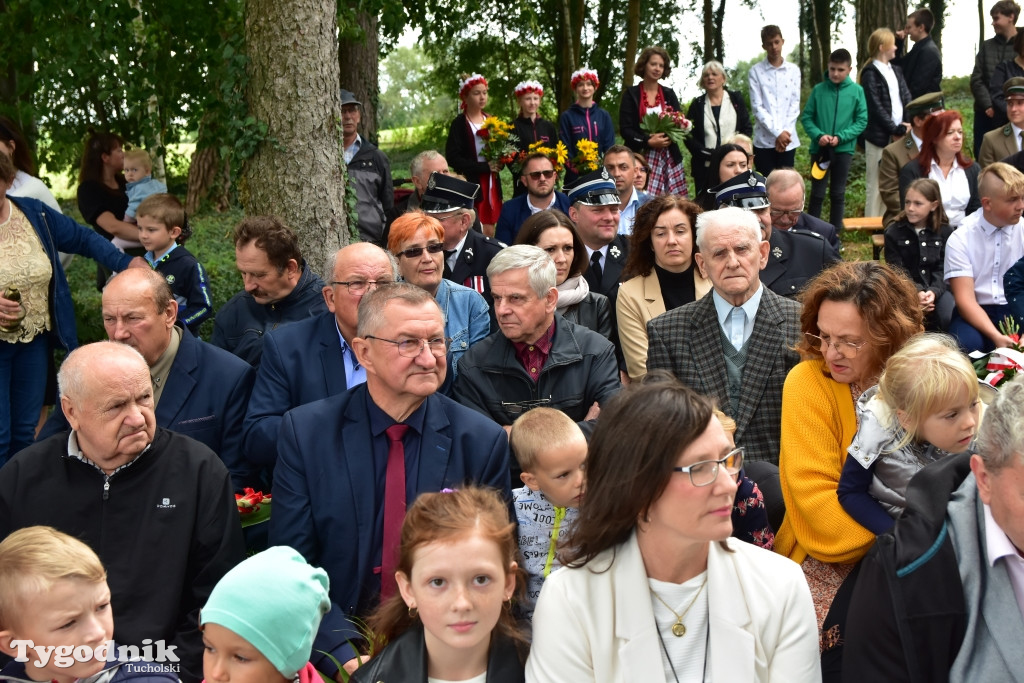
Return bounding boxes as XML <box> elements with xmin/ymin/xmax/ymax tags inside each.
<box><xmin>38</xmin><ymin>268</ymin><xmax>256</xmax><ymax>491</ymax></box>
<box><xmin>494</xmin><ymin>152</ymin><xmax>570</xmax><ymax>244</ymax></box>
<box><xmin>269</xmin><ymin>283</ymin><xmax>510</xmax><ymax>680</ymax></box>
<box><xmin>242</xmin><ymin>242</ymin><xmax>397</xmax><ymax>467</ymax></box>
<box><xmin>765</xmin><ymin>168</ymin><xmax>842</xmax><ymax>255</ymax></box>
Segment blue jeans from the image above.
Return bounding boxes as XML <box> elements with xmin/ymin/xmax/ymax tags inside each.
<box><xmin>948</xmin><ymin>303</ymin><xmax>1011</xmax><ymax>353</ymax></box>
<box><xmin>0</xmin><ymin>334</ymin><xmax>49</xmax><ymax>465</ymax></box>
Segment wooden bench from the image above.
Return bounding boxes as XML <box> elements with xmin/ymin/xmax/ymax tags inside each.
<box><xmin>843</xmin><ymin>216</ymin><xmax>886</xmax><ymax>260</ymax></box>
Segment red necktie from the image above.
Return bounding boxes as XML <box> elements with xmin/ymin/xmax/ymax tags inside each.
<box><xmin>381</xmin><ymin>424</ymin><xmax>410</xmax><ymax>601</ymax></box>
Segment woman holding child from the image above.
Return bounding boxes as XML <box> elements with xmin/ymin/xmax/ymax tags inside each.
<box><xmin>526</xmin><ymin>379</ymin><xmax>819</xmax><ymax>681</ymax></box>
<box><xmin>774</xmin><ymin>261</ymin><xmax>923</xmax><ymax>633</ymax></box>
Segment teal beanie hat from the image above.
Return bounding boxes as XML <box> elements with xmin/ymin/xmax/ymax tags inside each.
<box><xmin>201</xmin><ymin>546</ymin><xmax>331</xmax><ymax>678</ymax></box>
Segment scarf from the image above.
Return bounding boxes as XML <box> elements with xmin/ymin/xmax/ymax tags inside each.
<box><xmin>556</xmin><ymin>274</ymin><xmax>590</xmax><ymax>313</ymax></box>
<box><xmin>703</xmin><ymin>91</ymin><xmax>738</xmax><ymax>150</ymax></box>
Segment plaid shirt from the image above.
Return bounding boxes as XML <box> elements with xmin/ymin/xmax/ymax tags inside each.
<box><xmin>512</xmin><ymin>321</ymin><xmax>555</xmax><ymax>382</ymax></box>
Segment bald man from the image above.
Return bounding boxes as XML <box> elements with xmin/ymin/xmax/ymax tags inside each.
<box><xmin>38</xmin><ymin>268</ymin><xmax>256</xmax><ymax>491</ymax></box>
<box><xmin>242</xmin><ymin>242</ymin><xmax>398</xmax><ymax>467</ymax></box>
<box><xmin>0</xmin><ymin>341</ymin><xmax>244</xmax><ymax>683</ymax></box>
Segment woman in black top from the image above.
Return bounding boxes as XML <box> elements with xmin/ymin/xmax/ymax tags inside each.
<box><xmin>511</xmin><ymin>80</ymin><xmax>558</xmax><ymax>197</ymax></box>
<box><xmin>685</xmin><ymin>61</ymin><xmax>752</xmax><ymax>196</ymax></box>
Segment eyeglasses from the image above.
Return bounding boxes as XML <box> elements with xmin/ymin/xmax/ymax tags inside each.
<box><xmin>769</xmin><ymin>208</ymin><xmax>802</xmax><ymax>220</ymax></box>
<box><xmin>435</xmin><ymin>213</ymin><xmax>463</xmax><ymax>224</ymax></box>
<box><xmin>330</xmin><ymin>279</ymin><xmax>394</xmax><ymax>295</ymax></box>
<box><xmin>672</xmin><ymin>447</ymin><xmax>744</xmax><ymax>487</ymax></box>
<box><xmin>397</xmin><ymin>243</ymin><xmax>444</xmax><ymax>259</ymax></box>
<box><xmin>525</xmin><ymin>170</ymin><xmax>556</xmax><ymax>180</ymax></box>
<box><xmin>804</xmin><ymin>332</ymin><xmax>868</xmax><ymax>357</ymax></box>
<box><xmin>500</xmin><ymin>398</ymin><xmax>551</xmax><ymax>415</ymax></box>
<box><xmin>364</xmin><ymin>335</ymin><xmax>449</xmax><ymax>358</ymax></box>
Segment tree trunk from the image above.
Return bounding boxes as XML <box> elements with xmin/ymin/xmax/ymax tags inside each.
<box><xmin>338</xmin><ymin>10</ymin><xmax>379</xmax><ymax>143</ymax></box>
<box><xmin>703</xmin><ymin>0</ymin><xmax>714</xmax><ymax>67</ymax></box>
<box><xmin>186</xmin><ymin>145</ymin><xmax>231</xmax><ymax>214</ymax></box>
<box><xmin>243</xmin><ymin>0</ymin><xmax>348</xmax><ymax>276</ymax></box>
<box><xmin>979</xmin><ymin>0</ymin><xmax>985</xmax><ymax>49</ymax></box>
<box><xmin>855</xmin><ymin>0</ymin><xmax>908</xmax><ymax>70</ymax></box>
<box><xmin>621</xmin><ymin>0</ymin><xmax>641</xmax><ymax>94</ymax></box>
<box><xmin>712</xmin><ymin>0</ymin><xmax>726</xmax><ymax>64</ymax></box>
<box><xmin>129</xmin><ymin>0</ymin><xmax>166</xmax><ymax>183</ymax></box>
<box><xmin>928</xmin><ymin>0</ymin><xmax>945</xmax><ymax>51</ymax></box>
<box><xmin>806</xmin><ymin>0</ymin><xmax>833</xmax><ymax>85</ymax></box>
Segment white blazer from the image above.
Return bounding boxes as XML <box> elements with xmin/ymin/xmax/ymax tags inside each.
<box><xmin>525</xmin><ymin>532</ymin><xmax>820</xmax><ymax>683</ymax></box>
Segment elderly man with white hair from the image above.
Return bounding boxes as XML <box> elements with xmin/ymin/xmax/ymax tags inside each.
<box><xmin>452</xmin><ymin>244</ymin><xmax>620</xmax><ymax>431</ymax></box>
<box><xmin>765</xmin><ymin>168</ymin><xmax>841</xmax><ymax>254</ymax></box>
<box><xmin>646</xmin><ymin>206</ymin><xmax>801</xmax><ymax>464</ymax></box>
<box><xmin>844</xmin><ymin>373</ymin><xmax>1024</xmax><ymax>680</ymax></box>
<box><xmin>0</xmin><ymin>341</ymin><xmax>244</xmax><ymax>683</ymax></box>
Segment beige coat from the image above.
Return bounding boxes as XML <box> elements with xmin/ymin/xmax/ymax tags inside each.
<box><xmin>525</xmin><ymin>532</ymin><xmax>821</xmax><ymax>683</ymax></box>
<box><xmin>616</xmin><ymin>269</ymin><xmax>712</xmax><ymax>380</ymax></box>
<box><xmin>978</xmin><ymin>124</ymin><xmax>1020</xmax><ymax>169</ymax></box>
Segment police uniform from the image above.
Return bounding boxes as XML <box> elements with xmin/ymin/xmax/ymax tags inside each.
<box><xmin>712</xmin><ymin>170</ymin><xmax>835</xmax><ymax>298</ymax></box>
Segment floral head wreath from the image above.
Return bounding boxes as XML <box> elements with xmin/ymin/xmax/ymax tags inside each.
<box><xmin>458</xmin><ymin>73</ymin><xmax>488</xmax><ymax>110</ymax></box>
<box><xmin>514</xmin><ymin>80</ymin><xmax>544</xmax><ymax>98</ymax></box>
<box><xmin>571</xmin><ymin>68</ymin><xmax>600</xmax><ymax>90</ymax></box>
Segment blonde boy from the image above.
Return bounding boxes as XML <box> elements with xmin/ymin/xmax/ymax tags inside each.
<box><xmin>509</xmin><ymin>407</ymin><xmax>587</xmax><ymax>618</ymax></box>
<box><xmin>123</xmin><ymin>149</ymin><xmax>167</xmax><ymax>222</ymax></box>
<box><xmin>137</xmin><ymin>194</ymin><xmax>213</xmax><ymax>334</ymax></box>
<box><xmin>0</xmin><ymin>526</ymin><xmax>176</xmax><ymax>683</ymax></box>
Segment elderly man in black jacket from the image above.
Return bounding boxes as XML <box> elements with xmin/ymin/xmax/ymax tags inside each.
<box><xmin>452</xmin><ymin>244</ymin><xmax>619</xmax><ymax>436</ymax></box>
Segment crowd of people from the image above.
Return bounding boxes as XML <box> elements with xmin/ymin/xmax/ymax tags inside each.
<box><xmin>4</xmin><ymin>5</ymin><xmax>1024</xmax><ymax>683</ymax></box>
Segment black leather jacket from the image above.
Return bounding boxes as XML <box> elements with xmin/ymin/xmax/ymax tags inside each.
<box><xmin>861</xmin><ymin>63</ymin><xmax>912</xmax><ymax>147</ymax></box>
<box><xmin>351</xmin><ymin>622</ymin><xmax>525</xmax><ymax>683</ymax></box>
<box><xmin>560</xmin><ymin>291</ymin><xmax>612</xmax><ymax>341</ymax></box>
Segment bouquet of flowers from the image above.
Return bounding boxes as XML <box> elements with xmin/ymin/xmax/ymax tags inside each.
<box><xmin>972</xmin><ymin>316</ymin><xmax>1024</xmax><ymax>388</ymax></box>
<box><xmin>570</xmin><ymin>139</ymin><xmax>601</xmax><ymax>174</ymax></box>
<box><xmin>639</xmin><ymin>105</ymin><xmax>694</xmax><ymax>148</ymax></box>
<box><xmin>477</xmin><ymin>116</ymin><xmax>521</xmax><ymax>165</ymax></box>
<box><xmin>512</xmin><ymin>140</ymin><xmax>569</xmax><ymax>174</ymax></box>
<box><xmin>235</xmin><ymin>487</ymin><xmax>272</xmax><ymax>527</ymax></box>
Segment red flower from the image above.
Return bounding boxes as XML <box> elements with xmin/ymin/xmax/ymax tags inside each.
<box><xmin>477</xmin><ymin>129</ymin><xmax>490</xmax><ymax>140</ymax></box>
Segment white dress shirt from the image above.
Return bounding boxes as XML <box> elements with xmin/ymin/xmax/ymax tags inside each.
<box><xmin>944</xmin><ymin>209</ymin><xmax>1024</xmax><ymax>305</ymax></box>
<box><xmin>748</xmin><ymin>59</ymin><xmax>802</xmax><ymax>150</ymax></box>
<box><xmin>929</xmin><ymin>160</ymin><xmax>972</xmax><ymax>227</ymax></box>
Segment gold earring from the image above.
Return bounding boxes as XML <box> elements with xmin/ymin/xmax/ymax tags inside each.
<box><xmin>408</xmin><ymin>605</ymin><xmax>418</xmax><ymax>619</ymax></box>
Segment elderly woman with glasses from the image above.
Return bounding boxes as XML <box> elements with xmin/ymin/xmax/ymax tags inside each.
<box><xmin>526</xmin><ymin>379</ymin><xmax>819</xmax><ymax>681</ymax></box>
<box><xmin>774</xmin><ymin>261</ymin><xmax>923</xmax><ymax>634</ymax></box>
<box><xmin>387</xmin><ymin>211</ymin><xmax>490</xmax><ymax>383</ymax></box>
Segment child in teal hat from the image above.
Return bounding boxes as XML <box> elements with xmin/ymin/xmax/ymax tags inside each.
<box><xmin>201</xmin><ymin>546</ymin><xmax>330</xmax><ymax>683</ymax></box>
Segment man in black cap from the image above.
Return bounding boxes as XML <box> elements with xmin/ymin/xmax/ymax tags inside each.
<box><xmin>879</xmin><ymin>91</ymin><xmax>945</xmax><ymax>226</ymax></box>
<box><xmin>565</xmin><ymin>169</ymin><xmax>629</xmax><ymax>303</ymax></box>
<box><xmin>341</xmin><ymin>88</ymin><xmax>394</xmax><ymax>246</ymax></box>
<box><xmin>980</xmin><ymin>78</ymin><xmax>1024</xmax><ymax>168</ymax></box>
<box><xmin>421</xmin><ymin>172</ymin><xmax>504</xmax><ymax>307</ymax></box>
<box><xmin>712</xmin><ymin>170</ymin><xmax>836</xmax><ymax>297</ymax></box>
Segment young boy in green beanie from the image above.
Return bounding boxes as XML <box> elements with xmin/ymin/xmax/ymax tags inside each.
<box><xmin>200</xmin><ymin>546</ymin><xmax>330</xmax><ymax>683</ymax></box>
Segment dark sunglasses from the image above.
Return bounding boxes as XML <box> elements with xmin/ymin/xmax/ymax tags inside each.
<box><xmin>525</xmin><ymin>170</ymin><xmax>556</xmax><ymax>180</ymax></box>
<box><xmin>397</xmin><ymin>242</ymin><xmax>444</xmax><ymax>259</ymax></box>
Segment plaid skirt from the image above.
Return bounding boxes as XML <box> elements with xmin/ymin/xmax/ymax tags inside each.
<box><xmin>646</xmin><ymin>147</ymin><xmax>688</xmax><ymax>197</ymax></box>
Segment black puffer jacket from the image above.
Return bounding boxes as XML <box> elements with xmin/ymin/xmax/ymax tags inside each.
<box><xmin>860</xmin><ymin>63</ymin><xmax>912</xmax><ymax>147</ymax></box>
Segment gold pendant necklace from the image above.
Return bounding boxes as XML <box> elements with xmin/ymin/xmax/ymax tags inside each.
<box><xmin>651</xmin><ymin>575</ymin><xmax>707</xmax><ymax>637</ymax></box>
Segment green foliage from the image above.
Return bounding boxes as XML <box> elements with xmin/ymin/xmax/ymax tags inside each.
<box><xmin>0</xmin><ymin>0</ymin><xmax>246</xmax><ymax>178</ymax></box>
<box><xmin>379</xmin><ymin>46</ymin><xmax>455</xmax><ymax>130</ymax></box>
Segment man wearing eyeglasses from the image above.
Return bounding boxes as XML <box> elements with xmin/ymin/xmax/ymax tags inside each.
<box><xmin>765</xmin><ymin>168</ymin><xmax>841</xmax><ymax>254</ymax></box>
<box><xmin>495</xmin><ymin>152</ymin><xmax>570</xmax><ymax>244</ymax></box>
<box><xmin>712</xmin><ymin>170</ymin><xmax>836</xmax><ymax>298</ymax></box>
<box><xmin>269</xmin><ymin>282</ymin><xmax>510</xmax><ymax>681</ymax></box>
<box><xmin>242</xmin><ymin>242</ymin><xmax>398</xmax><ymax>469</ymax></box>
<box><xmin>647</xmin><ymin>206</ymin><xmax>801</xmax><ymax>464</ymax></box>
<box><xmin>453</xmin><ymin>245</ymin><xmax>619</xmax><ymax>439</ymax></box>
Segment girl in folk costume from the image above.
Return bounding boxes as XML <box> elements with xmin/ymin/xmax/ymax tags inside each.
<box><xmin>559</xmin><ymin>67</ymin><xmax>615</xmax><ymax>184</ymax></box>
<box><xmin>446</xmin><ymin>73</ymin><xmax>503</xmax><ymax>236</ymax></box>
<box><xmin>512</xmin><ymin>80</ymin><xmax>558</xmax><ymax>196</ymax></box>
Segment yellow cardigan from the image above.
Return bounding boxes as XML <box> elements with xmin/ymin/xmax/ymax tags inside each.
<box><xmin>616</xmin><ymin>268</ymin><xmax>712</xmax><ymax>380</ymax></box>
<box><xmin>774</xmin><ymin>359</ymin><xmax>877</xmax><ymax>565</ymax></box>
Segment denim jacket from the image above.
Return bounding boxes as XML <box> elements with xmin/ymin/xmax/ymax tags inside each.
<box><xmin>434</xmin><ymin>277</ymin><xmax>490</xmax><ymax>379</ymax></box>
<box><xmin>9</xmin><ymin>195</ymin><xmax>133</xmax><ymax>351</ymax></box>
